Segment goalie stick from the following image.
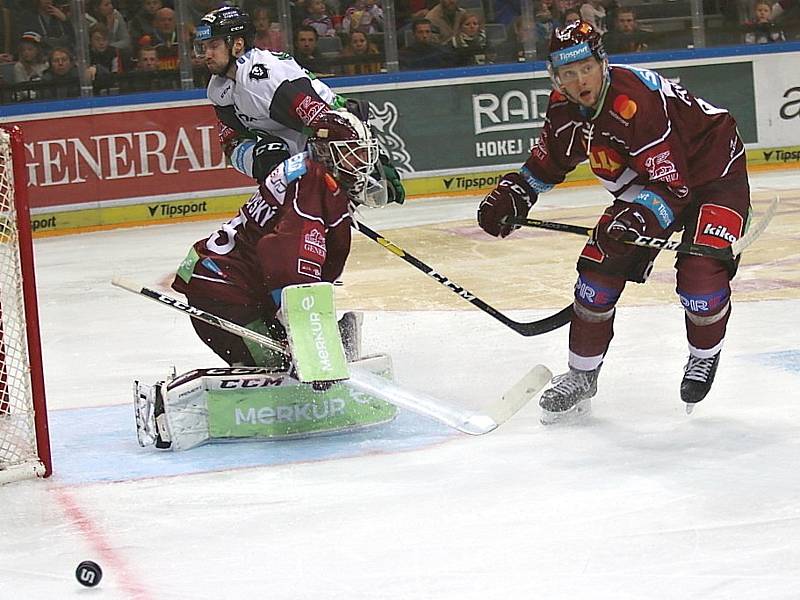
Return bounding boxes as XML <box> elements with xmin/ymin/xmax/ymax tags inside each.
<box><xmin>111</xmin><ymin>277</ymin><xmax>552</xmax><ymax>435</ymax></box>
<box><xmin>502</xmin><ymin>194</ymin><xmax>779</xmax><ymax>260</ymax></box>
<box><xmin>353</xmin><ymin>220</ymin><xmax>572</xmax><ymax>336</ymax></box>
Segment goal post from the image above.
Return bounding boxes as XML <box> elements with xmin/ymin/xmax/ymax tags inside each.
<box><xmin>0</xmin><ymin>125</ymin><xmax>51</xmax><ymax>482</ymax></box>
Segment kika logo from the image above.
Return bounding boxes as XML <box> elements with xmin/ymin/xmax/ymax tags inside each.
<box><xmin>702</xmin><ymin>223</ymin><xmax>737</xmax><ymax>243</ymax></box>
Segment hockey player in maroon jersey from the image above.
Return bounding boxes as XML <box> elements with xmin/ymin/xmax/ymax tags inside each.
<box><xmin>172</xmin><ymin>110</ymin><xmax>379</xmax><ymax>381</ymax></box>
<box><xmin>477</xmin><ymin>20</ymin><xmax>751</xmax><ymax>421</ymax></box>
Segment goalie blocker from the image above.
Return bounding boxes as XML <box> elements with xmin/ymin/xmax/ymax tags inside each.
<box><xmin>134</xmin><ymin>354</ymin><xmax>398</xmax><ymax>451</ymax></box>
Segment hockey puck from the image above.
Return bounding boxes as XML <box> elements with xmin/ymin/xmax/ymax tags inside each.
<box><xmin>75</xmin><ymin>560</ymin><xmax>102</xmax><ymax>587</ymax></box>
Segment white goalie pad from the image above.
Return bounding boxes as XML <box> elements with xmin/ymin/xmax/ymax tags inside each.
<box><xmin>133</xmin><ymin>354</ymin><xmax>397</xmax><ymax>451</ymax></box>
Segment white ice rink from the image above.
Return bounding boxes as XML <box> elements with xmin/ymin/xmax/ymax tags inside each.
<box><xmin>3</xmin><ymin>171</ymin><xmax>799</xmax><ymax>599</ymax></box>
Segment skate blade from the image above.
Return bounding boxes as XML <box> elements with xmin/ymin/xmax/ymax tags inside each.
<box><xmin>540</xmin><ymin>398</ymin><xmax>592</xmax><ymax>425</ymax></box>
<box><xmin>685</xmin><ymin>402</ymin><xmax>696</xmax><ymax>415</ymax></box>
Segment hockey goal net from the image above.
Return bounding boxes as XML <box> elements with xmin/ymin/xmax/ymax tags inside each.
<box><xmin>0</xmin><ymin>126</ymin><xmax>51</xmax><ymax>482</ymax></box>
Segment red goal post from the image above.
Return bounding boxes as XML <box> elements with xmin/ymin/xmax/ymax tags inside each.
<box><xmin>0</xmin><ymin>125</ymin><xmax>51</xmax><ymax>482</ymax></box>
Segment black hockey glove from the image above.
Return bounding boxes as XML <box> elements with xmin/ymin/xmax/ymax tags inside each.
<box><xmin>478</xmin><ymin>172</ymin><xmax>537</xmax><ymax>238</ymax></box>
<box><xmin>379</xmin><ymin>154</ymin><xmax>405</xmax><ymax>205</ymax></box>
<box><xmin>596</xmin><ymin>202</ymin><xmax>664</xmax><ymax>257</ymax></box>
<box><xmin>251</xmin><ymin>134</ymin><xmax>291</xmax><ymax>182</ymax></box>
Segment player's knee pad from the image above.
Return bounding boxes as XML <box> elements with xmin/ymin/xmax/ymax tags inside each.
<box><xmin>573</xmin><ymin>271</ymin><xmax>625</xmax><ymax>317</ymax></box>
<box><xmin>676</xmin><ymin>255</ymin><xmax>731</xmax><ymax>322</ymax></box>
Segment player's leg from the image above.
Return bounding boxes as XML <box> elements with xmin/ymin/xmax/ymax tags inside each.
<box><xmin>540</xmin><ymin>220</ymin><xmax>658</xmax><ymax>423</ymax></box>
<box><xmin>675</xmin><ymin>173</ymin><xmax>750</xmax><ymax>407</ymax></box>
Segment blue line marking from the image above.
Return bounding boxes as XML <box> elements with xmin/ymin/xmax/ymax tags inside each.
<box><xmin>49</xmin><ymin>405</ymin><xmax>455</xmax><ymax>485</ymax></box>
<box><xmin>752</xmin><ymin>350</ymin><xmax>800</xmax><ymax>374</ymax></box>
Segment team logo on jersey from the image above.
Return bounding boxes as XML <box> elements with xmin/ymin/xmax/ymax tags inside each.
<box><xmin>249</xmin><ymin>64</ymin><xmax>269</xmax><ymax>80</ymax></box>
<box><xmin>693</xmin><ymin>204</ymin><xmax>743</xmax><ymax>249</ymax></box>
<box><xmin>612</xmin><ymin>95</ymin><xmax>637</xmax><ymax>120</ymax></box>
<box><xmin>589</xmin><ymin>147</ymin><xmax>624</xmax><ymax>178</ymax></box>
<box><xmin>301</xmin><ymin>223</ymin><xmax>327</xmax><ymax>260</ymax></box>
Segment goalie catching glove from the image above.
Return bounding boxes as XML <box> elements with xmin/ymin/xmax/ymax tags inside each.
<box><xmin>478</xmin><ymin>172</ymin><xmax>537</xmax><ymax>238</ymax></box>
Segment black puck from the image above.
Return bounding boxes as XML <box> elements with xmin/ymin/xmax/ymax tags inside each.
<box><xmin>75</xmin><ymin>560</ymin><xmax>102</xmax><ymax>587</ymax></box>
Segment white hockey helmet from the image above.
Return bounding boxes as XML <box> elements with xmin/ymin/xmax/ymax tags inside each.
<box><xmin>308</xmin><ymin>111</ymin><xmax>381</xmax><ymax>206</ymax></box>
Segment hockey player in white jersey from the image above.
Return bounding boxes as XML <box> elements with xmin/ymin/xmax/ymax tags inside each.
<box><xmin>194</xmin><ymin>6</ymin><xmax>405</xmax><ymax>206</ymax></box>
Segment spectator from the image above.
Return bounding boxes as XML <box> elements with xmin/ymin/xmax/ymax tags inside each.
<box><xmin>41</xmin><ymin>46</ymin><xmax>79</xmax><ymax>98</ymax></box>
<box><xmin>89</xmin><ymin>23</ymin><xmax>125</xmax><ymax>75</ymax></box>
<box><xmin>135</xmin><ymin>44</ymin><xmax>159</xmax><ymax>70</ymax></box>
<box><xmin>496</xmin><ymin>14</ymin><xmax>538</xmax><ymax>62</ymax></box>
<box><xmin>13</xmin><ymin>31</ymin><xmax>48</xmax><ymax>83</ymax></box>
<box><xmin>86</xmin><ymin>0</ymin><xmax>132</xmax><ymax>51</ymax></box>
<box><xmin>396</xmin><ymin>0</ymin><xmax>436</xmax><ymax>30</ymax></box>
<box><xmin>252</xmin><ymin>5</ymin><xmax>285</xmax><ymax>51</ymax></box>
<box><xmin>534</xmin><ymin>3</ymin><xmax>558</xmax><ymax>54</ymax></box>
<box><xmin>341</xmin><ymin>0</ymin><xmax>384</xmax><ymax>35</ymax></box>
<box><xmin>493</xmin><ymin>0</ymin><xmax>522</xmax><ymax>26</ymax></box>
<box><xmin>302</xmin><ymin>0</ymin><xmax>337</xmax><ymax>37</ymax></box>
<box><xmin>18</xmin><ymin>0</ymin><xmax>75</xmax><ymax>53</ymax></box>
<box><xmin>339</xmin><ymin>30</ymin><xmax>381</xmax><ymax>74</ymax></box>
<box><xmin>448</xmin><ymin>11</ymin><xmax>491</xmax><ymax>65</ymax></box>
<box><xmin>562</xmin><ymin>8</ymin><xmax>581</xmax><ymax>24</ymax></box>
<box><xmin>399</xmin><ymin>17</ymin><xmax>454</xmax><ymax>69</ymax></box>
<box><xmin>148</xmin><ymin>7</ymin><xmax>178</xmax><ymax>70</ymax></box>
<box><xmin>602</xmin><ymin>7</ymin><xmax>648</xmax><ymax>53</ymax></box>
<box><xmin>425</xmin><ymin>0</ymin><xmax>467</xmax><ymax>43</ymax></box>
<box><xmin>580</xmin><ymin>0</ymin><xmax>607</xmax><ymax>34</ymax></box>
<box><xmin>743</xmin><ymin>0</ymin><xmax>787</xmax><ymax>40</ymax></box>
<box><xmin>0</xmin><ymin>3</ymin><xmax>17</xmax><ymax>63</ymax></box>
<box><xmin>293</xmin><ymin>25</ymin><xmax>323</xmax><ymax>72</ymax></box>
<box><xmin>129</xmin><ymin>0</ymin><xmax>162</xmax><ymax>43</ymax></box>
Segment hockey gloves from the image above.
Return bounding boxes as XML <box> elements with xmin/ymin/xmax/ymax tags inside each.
<box><xmin>596</xmin><ymin>203</ymin><xmax>663</xmax><ymax>257</ymax></box>
<box><xmin>478</xmin><ymin>172</ymin><xmax>537</xmax><ymax>238</ymax></box>
<box><xmin>379</xmin><ymin>154</ymin><xmax>405</xmax><ymax>205</ymax></box>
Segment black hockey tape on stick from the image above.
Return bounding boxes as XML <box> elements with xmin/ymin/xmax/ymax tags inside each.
<box><xmin>353</xmin><ymin>220</ymin><xmax>571</xmax><ymax>336</ymax></box>
<box><xmin>502</xmin><ymin>195</ymin><xmax>779</xmax><ymax>260</ymax></box>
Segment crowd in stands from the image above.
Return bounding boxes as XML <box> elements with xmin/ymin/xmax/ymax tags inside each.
<box><xmin>0</xmin><ymin>0</ymin><xmax>797</xmax><ymax>103</ymax></box>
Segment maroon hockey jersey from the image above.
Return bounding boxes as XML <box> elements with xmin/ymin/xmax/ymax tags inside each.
<box><xmin>172</xmin><ymin>153</ymin><xmax>352</xmax><ymax>309</ymax></box>
<box><xmin>522</xmin><ymin>65</ymin><xmax>746</xmax><ymax>230</ymax></box>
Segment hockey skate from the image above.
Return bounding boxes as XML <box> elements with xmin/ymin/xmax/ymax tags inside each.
<box><xmin>681</xmin><ymin>351</ymin><xmax>720</xmax><ymax>413</ymax></box>
<box><xmin>338</xmin><ymin>311</ymin><xmax>364</xmax><ymax>362</ymax></box>
<box><xmin>133</xmin><ymin>380</ymin><xmax>172</xmax><ymax>449</ymax></box>
<box><xmin>539</xmin><ymin>366</ymin><xmax>600</xmax><ymax>424</ymax></box>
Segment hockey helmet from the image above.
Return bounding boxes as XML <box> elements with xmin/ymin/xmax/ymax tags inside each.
<box><xmin>195</xmin><ymin>6</ymin><xmax>254</xmax><ymax>51</ymax></box>
<box><xmin>308</xmin><ymin>111</ymin><xmax>380</xmax><ymax>205</ymax></box>
<box><xmin>547</xmin><ymin>20</ymin><xmax>608</xmax><ymax>90</ymax></box>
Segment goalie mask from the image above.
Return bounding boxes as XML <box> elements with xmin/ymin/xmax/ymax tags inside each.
<box><xmin>308</xmin><ymin>111</ymin><xmax>381</xmax><ymax>206</ymax></box>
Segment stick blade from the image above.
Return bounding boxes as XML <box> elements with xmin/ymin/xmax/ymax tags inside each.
<box><xmin>486</xmin><ymin>364</ymin><xmax>553</xmax><ymax>425</ymax></box>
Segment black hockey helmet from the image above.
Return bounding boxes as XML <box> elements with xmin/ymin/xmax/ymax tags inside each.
<box><xmin>195</xmin><ymin>6</ymin><xmax>255</xmax><ymax>50</ymax></box>
<box><xmin>547</xmin><ymin>20</ymin><xmax>608</xmax><ymax>94</ymax></box>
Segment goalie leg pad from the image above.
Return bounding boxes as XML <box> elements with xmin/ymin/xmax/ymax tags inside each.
<box><xmin>134</xmin><ymin>355</ymin><xmax>397</xmax><ymax>451</ymax></box>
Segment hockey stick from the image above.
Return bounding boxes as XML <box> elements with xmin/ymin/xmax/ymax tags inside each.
<box><xmin>502</xmin><ymin>195</ymin><xmax>779</xmax><ymax>260</ymax></box>
<box><xmin>111</xmin><ymin>277</ymin><xmax>552</xmax><ymax>435</ymax></box>
<box><xmin>353</xmin><ymin>220</ymin><xmax>572</xmax><ymax>336</ymax></box>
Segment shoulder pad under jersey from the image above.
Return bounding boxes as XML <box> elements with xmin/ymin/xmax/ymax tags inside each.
<box><xmin>207</xmin><ymin>74</ymin><xmax>234</xmax><ymax>106</ymax></box>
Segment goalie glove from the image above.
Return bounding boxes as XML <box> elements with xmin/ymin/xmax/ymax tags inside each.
<box><xmin>478</xmin><ymin>172</ymin><xmax>537</xmax><ymax>238</ymax></box>
<box><xmin>379</xmin><ymin>154</ymin><xmax>405</xmax><ymax>205</ymax></box>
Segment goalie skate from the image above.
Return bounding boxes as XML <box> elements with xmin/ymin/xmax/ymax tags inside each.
<box><xmin>133</xmin><ymin>380</ymin><xmax>172</xmax><ymax>448</ymax></box>
<box><xmin>133</xmin><ymin>380</ymin><xmax>157</xmax><ymax>447</ymax></box>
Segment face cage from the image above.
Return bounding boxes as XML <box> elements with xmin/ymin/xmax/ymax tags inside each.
<box><xmin>328</xmin><ymin>137</ymin><xmax>381</xmax><ymax>203</ymax></box>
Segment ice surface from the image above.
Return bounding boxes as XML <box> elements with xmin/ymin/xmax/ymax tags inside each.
<box><xmin>2</xmin><ymin>171</ymin><xmax>799</xmax><ymax>599</ymax></box>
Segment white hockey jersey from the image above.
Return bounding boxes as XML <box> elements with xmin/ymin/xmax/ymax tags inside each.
<box><xmin>207</xmin><ymin>48</ymin><xmax>338</xmax><ymax>156</ymax></box>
